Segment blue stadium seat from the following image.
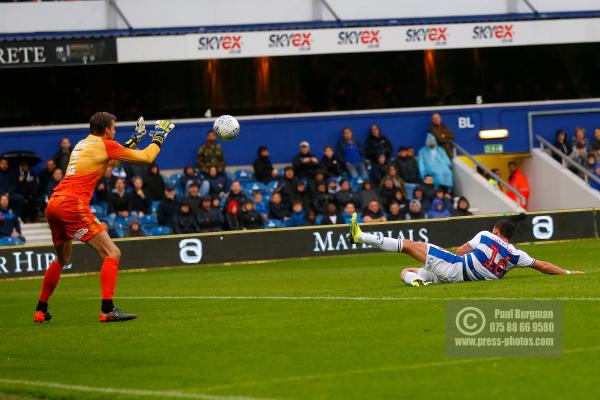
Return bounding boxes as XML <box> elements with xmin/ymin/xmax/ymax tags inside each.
<box><xmin>266</xmin><ymin>180</ymin><xmax>279</xmax><ymax>193</ymax></box>
<box><xmin>151</xmin><ymin>200</ymin><xmax>161</xmax><ymax>214</ymax></box>
<box><xmin>405</xmin><ymin>183</ymin><xmax>418</xmax><ymax>200</ymax></box>
<box><xmin>241</xmin><ymin>181</ymin><xmax>267</xmax><ymax>194</ymax></box>
<box><xmin>140</xmin><ymin>214</ymin><xmax>158</xmax><ymax>227</ymax></box>
<box><xmin>114</xmin><ymin>228</ymin><xmax>126</xmax><ymax>238</ymax></box>
<box><xmin>90</xmin><ymin>203</ymin><xmax>107</xmax><ymax>218</ymax></box>
<box><xmin>277</xmin><ymin>167</ymin><xmax>286</xmax><ymax>177</ymax></box>
<box><xmin>350</xmin><ymin>176</ymin><xmax>365</xmax><ymax>190</ymax></box>
<box><xmin>225</xmin><ymin>170</ymin><xmax>236</xmax><ymax>183</ymax></box>
<box><xmin>161</xmin><ymin>175</ymin><xmax>169</xmax><ymax>185</ymax></box>
<box><xmin>169</xmin><ymin>173</ymin><xmax>184</xmax><ymax>187</ymax></box>
<box><xmin>0</xmin><ymin>236</ymin><xmax>25</xmax><ymax>246</ymax></box>
<box><xmin>264</xmin><ymin>219</ymin><xmax>283</xmax><ymax>229</ymax></box>
<box><xmin>315</xmin><ymin>215</ymin><xmax>323</xmax><ymax>225</ymax></box>
<box><xmin>262</xmin><ymin>194</ymin><xmax>271</xmax><ymax>204</ymax></box>
<box><xmin>147</xmin><ymin>225</ymin><xmax>173</xmax><ymax>236</ymax></box>
<box><xmin>234</xmin><ymin>169</ymin><xmax>254</xmax><ymax>182</ymax></box>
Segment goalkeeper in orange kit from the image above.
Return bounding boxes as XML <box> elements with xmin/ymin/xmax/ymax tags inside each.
<box><xmin>34</xmin><ymin>112</ymin><xmax>175</xmax><ymax>323</ymax></box>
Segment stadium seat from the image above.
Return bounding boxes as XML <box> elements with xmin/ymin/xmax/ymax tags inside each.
<box><xmin>350</xmin><ymin>176</ymin><xmax>365</xmax><ymax>190</ymax></box>
<box><xmin>405</xmin><ymin>183</ymin><xmax>418</xmax><ymax>200</ymax></box>
<box><xmin>90</xmin><ymin>203</ymin><xmax>107</xmax><ymax>218</ymax></box>
<box><xmin>140</xmin><ymin>214</ymin><xmax>158</xmax><ymax>227</ymax></box>
<box><xmin>277</xmin><ymin>167</ymin><xmax>286</xmax><ymax>177</ymax></box>
<box><xmin>241</xmin><ymin>181</ymin><xmax>267</xmax><ymax>194</ymax></box>
<box><xmin>114</xmin><ymin>228</ymin><xmax>126</xmax><ymax>238</ymax></box>
<box><xmin>315</xmin><ymin>215</ymin><xmax>323</xmax><ymax>225</ymax></box>
<box><xmin>169</xmin><ymin>173</ymin><xmax>183</xmax><ymax>188</ymax></box>
<box><xmin>264</xmin><ymin>219</ymin><xmax>283</xmax><ymax>229</ymax></box>
<box><xmin>147</xmin><ymin>225</ymin><xmax>173</xmax><ymax>236</ymax></box>
<box><xmin>262</xmin><ymin>194</ymin><xmax>271</xmax><ymax>204</ymax></box>
<box><xmin>266</xmin><ymin>180</ymin><xmax>279</xmax><ymax>193</ymax></box>
<box><xmin>151</xmin><ymin>200</ymin><xmax>161</xmax><ymax>214</ymax></box>
<box><xmin>0</xmin><ymin>236</ymin><xmax>25</xmax><ymax>246</ymax></box>
<box><xmin>225</xmin><ymin>170</ymin><xmax>236</xmax><ymax>183</ymax></box>
<box><xmin>234</xmin><ymin>169</ymin><xmax>254</xmax><ymax>181</ymax></box>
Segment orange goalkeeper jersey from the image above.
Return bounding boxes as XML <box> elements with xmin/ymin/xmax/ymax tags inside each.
<box><xmin>52</xmin><ymin>135</ymin><xmax>160</xmax><ymax>204</ymax></box>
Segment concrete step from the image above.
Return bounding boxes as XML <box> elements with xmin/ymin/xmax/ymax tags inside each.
<box><xmin>21</xmin><ymin>222</ymin><xmax>52</xmax><ymax>245</ymax></box>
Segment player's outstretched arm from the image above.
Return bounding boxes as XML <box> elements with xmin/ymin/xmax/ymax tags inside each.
<box><xmin>105</xmin><ymin>120</ymin><xmax>175</xmax><ymax>165</ymax></box>
<box><xmin>531</xmin><ymin>259</ymin><xmax>583</xmax><ymax>275</ymax></box>
<box><xmin>455</xmin><ymin>242</ymin><xmax>472</xmax><ymax>256</ymax></box>
<box><xmin>124</xmin><ymin>116</ymin><xmax>147</xmax><ymax>149</ymax></box>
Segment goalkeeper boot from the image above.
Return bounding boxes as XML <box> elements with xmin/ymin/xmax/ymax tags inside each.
<box><xmin>99</xmin><ymin>307</ymin><xmax>137</xmax><ymax>323</ymax></box>
<box><xmin>350</xmin><ymin>212</ymin><xmax>363</xmax><ymax>244</ymax></box>
<box><xmin>33</xmin><ymin>310</ymin><xmax>52</xmax><ymax>323</ymax></box>
<box><xmin>411</xmin><ymin>278</ymin><xmax>432</xmax><ymax>287</ymax></box>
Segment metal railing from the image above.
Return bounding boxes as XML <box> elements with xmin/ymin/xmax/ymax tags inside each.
<box><xmin>536</xmin><ymin>135</ymin><xmax>600</xmax><ymax>186</ymax></box>
<box><xmin>452</xmin><ymin>141</ymin><xmax>526</xmax><ymax>206</ymax></box>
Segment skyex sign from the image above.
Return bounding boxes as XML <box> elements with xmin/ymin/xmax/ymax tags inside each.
<box><xmin>0</xmin><ymin>210</ymin><xmax>596</xmax><ymax>279</ymax></box>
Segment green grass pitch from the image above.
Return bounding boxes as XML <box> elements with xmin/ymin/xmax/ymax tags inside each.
<box><xmin>1</xmin><ymin>239</ymin><xmax>599</xmax><ymax>400</ymax></box>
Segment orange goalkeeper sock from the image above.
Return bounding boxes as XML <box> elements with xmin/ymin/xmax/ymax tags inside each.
<box><xmin>100</xmin><ymin>257</ymin><xmax>119</xmax><ymax>310</ymax></box>
<box><xmin>38</xmin><ymin>260</ymin><xmax>63</xmax><ymax>305</ymax></box>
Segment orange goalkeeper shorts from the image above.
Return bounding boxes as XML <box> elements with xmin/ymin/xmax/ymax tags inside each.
<box><xmin>46</xmin><ymin>195</ymin><xmax>104</xmax><ymax>247</ymax></box>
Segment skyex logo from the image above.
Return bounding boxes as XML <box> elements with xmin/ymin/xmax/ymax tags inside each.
<box><xmin>405</xmin><ymin>27</ymin><xmax>448</xmax><ymax>44</ymax></box>
<box><xmin>198</xmin><ymin>35</ymin><xmax>242</xmax><ymax>53</ymax></box>
<box><xmin>532</xmin><ymin>216</ymin><xmax>554</xmax><ymax>240</ymax></box>
<box><xmin>337</xmin><ymin>30</ymin><xmax>381</xmax><ymax>47</ymax></box>
<box><xmin>313</xmin><ymin>229</ymin><xmax>428</xmax><ymax>253</ymax></box>
<box><xmin>472</xmin><ymin>25</ymin><xmax>514</xmax><ymax>42</ymax></box>
<box><xmin>268</xmin><ymin>33</ymin><xmax>312</xmax><ymax>50</ymax></box>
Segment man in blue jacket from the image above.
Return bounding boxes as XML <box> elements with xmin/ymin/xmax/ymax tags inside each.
<box><xmin>336</xmin><ymin>128</ymin><xmax>368</xmax><ymax>178</ymax></box>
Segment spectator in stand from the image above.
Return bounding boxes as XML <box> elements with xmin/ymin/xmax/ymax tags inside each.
<box><xmin>16</xmin><ymin>161</ymin><xmax>39</xmax><ymax>222</ymax></box>
<box><xmin>157</xmin><ymin>186</ymin><xmax>179</xmax><ymax>231</ymax></box>
<box><xmin>382</xmin><ymin>164</ymin><xmax>406</xmax><ymax>195</ymax></box>
<box><xmin>253</xmin><ymin>145</ymin><xmax>278</xmax><ymax>183</ymax></box>
<box><xmin>364</xmin><ymin>124</ymin><xmax>393</xmax><ymax>163</ymax></box>
<box><xmin>130</xmin><ymin>176</ymin><xmax>152</xmax><ymax>217</ymax></box>
<box><xmin>197</xmin><ymin>196</ymin><xmax>224</xmax><ymax>232</ymax></box>
<box><xmin>180</xmin><ymin>164</ymin><xmax>207</xmax><ymax>195</ymax></box>
<box><xmin>123</xmin><ymin>161</ymin><xmax>147</xmax><ymax>183</ymax></box>
<box><xmin>53</xmin><ymin>137</ymin><xmax>72</xmax><ymax>172</ymax></box>
<box><xmin>428</xmin><ymin>112</ymin><xmax>454</xmax><ymax>158</ymax></box>
<box><xmin>278</xmin><ymin>166</ymin><xmax>297</xmax><ymax>206</ymax></box>
<box><xmin>38</xmin><ymin>159</ymin><xmax>56</xmax><ymax>201</ymax></box>
<box><xmin>252</xmin><ymin>192</ymin><xmax>268</xmax><ymax>220</ymax></box>
<box><xmin>572</xmin><ymin>127</ymin><xmax>591</xmax><ymax>153</ymax></box>
<box><xmin>240</xmin><ymin>200</ymin><xmax>263</xmax><ymax>230</ymax></box>
<box><xmin>585</xmin><ymin>154</ymin><xmax>597</xmax><ymax>173</ymax></box>
<box><xmin>225</xmin><ymin>200</ymin><xmax>242</xmax><ymax>230</ymax></box>
<box><xmin>418</xmin><ymin>175</ymin><xmax>436</xmax><ymax>201</ymax></box>
<box><xmin>196</xmin><ymin>130</ymin><xmax>225</xmax><ymax>175</ymax></box>
<box><xmin>175</xmin><ymin>202</ymin><xmax>200</xmax><ymax>234</ymax></box>
<box><xmin>334</xmin><ymin>179</ymin><xmax>359</xmax><ymax>209</ymax></box>
<box><xmin>184</xmin><ymin>182</ymin><xmax>203</xmax><ymax>214</ymax></box>
<box><xmin>45</xmin><ymin>168</ymin><xmax>63</xmax><ymax>202</ymax></box>
<box><xmin>225</xmin><ymin>181</ymin><xmax>247</xmax><ymax>210</ymax></box>
<box><xmin>111</xmin><ymin>164</ymin><xmax>128</xmax><ymax>184</ymax></box>
<box><xmin>207</xmin><ymin>165</ymin><xmax>228</xmax><ymax>197</ymax></box>
<box><xmin>0</xmin><ymin>157</ymin><xmax>25</xmax><ymax>217</ymax></box>
<box><xmin>211</xmin><ymin>196</ymin><xmax>221</xmax><ymax>210</ymax></box>
<box><xmin>293</xmin><ymin>180</ymin><xmax>312</xmax><ymax>212</ymax></box>
<box><xmin>392</xmin><ymin>188</ymin><xmax>407</xmax><ymax>211</ymax></box>
<box><xmin>337</xmin><ymin>127</ymin><xmax>367</xmax><ymax>178</ymax></box>
<box><xmin>591</xmin><ymin>128</ymin><xmax>600</xmax><ymax>156</ymax></box>
<box><xmin>306</xmin><ymin>210</ymin><xmax>318</xmax><ymax>226</ymax></box>
<box><xmin>93</xmin><ymin>169</ymin><xmax>111</xmax><ymax>205</ymax></box>
<box><xmin>320</xmin><ymin>145</ymin><xmax>343</xmax><ymax>177</ymax></box>
<box><xmin>362</xmin><ymin>200</ymin><xmax>387</xmax><ymax>222</ymax></box>
<box><xmin>125</xmin><ymin>220</ymin><xmax>145</xmax><ymax>238</ymax></box>
<box><xmin>287</xmin><ymin>200</ymin><xmax>307</xmax><ymax>227</ymax></box>
<box><xmin>0</xmin><ymin>193</ymin><xmax>23</xmax><ymax>242</ymax></box>
<box><xmin>418</xmin><ymin>134</ymin><xmax>453</xmax><ymax>191</ymax></box>
<box><xmin>292</xmin><ymin>141</ymin><xmax>320</xmax><ymax>179</ymax></box>
<box><xmin>100</xmin><ymin>220</ymin><xmax>118</xmax><ymax>239</ymax></box>
<box><xmin>327</xmin><ymin>178</ymin><xmax>339</xmax><ymax>195</ymax></box>
<box><xmin>357</xmin><ymin>180</ymin><xmax>381</xmax><ymax>210</ymax></box>
<box><xmin>378</xmin><ymin>177</ymin><xmax>396</xmax><ymax>212</ymax></box>
<box><xmin>144</xmin><ymin>163</ymin><xmax>165</xmax><ymax>201</ymax></box>
<box><xmin>404</xmin><ymin>199</ymin><xmax>427</xmax><ymax>220</ymax></box>
<box><xmin>552</xmin><ymin>130</ymin><xmax>572</xmax><ymax>163</ymax></box>
<box><xmin>308</xmin><ymin>170</ymin><xmax>327</xmax><ymax>194</ymax></box>
<box><xmin>388</xmin><ymin>202</ymin><xmax>404</xmax><ymax>221</ymax></box>
<box><xmin>268</xmin><ymin>192</ymin><xmax>290</xmax><ymax>222</ymax></box>
<box><xmin>591</xmin><ymin>162</ymin><xmax>600</xmax><ymax>191</ymax></box>
<box><xmin>311</xmin><ymin>182</ymin><xmax>333</xmax><ymax>215</ymax></box>
<box><xmin>427</xmin><ymin>199</ymin><xmax>453</xmax><ymax>219</ymax></box>
<box><xmin>370</xmin><ymin>154</ymin><xmax>388</xmax><ymax>186</ymax></box>
<box><xmin>341</xmin><ymin>202</ymin><xmax>361</xmax><ymax>224</ymax></box>
<box><xmin>569</xmin><ymin>143</ymin><xmax>588</xmax><ymax>175</ymax></box>
<box><xmin>395</xmin><ymin>146</ymin><xmax>420</xmax><ymax>183</ymax></box>
<box><xmin>412</xmin><ymin>187</ymin><xmax>431</xmax><ymax>212</ymax></box>
<box><xmin>108</xmin><ymin>178</ymin><xmax>131</xmax><ymax>219</ymax></box>
<box><xmin>454</xmin><ymin>196</ymin><xmax>473</xmax><ymax>216</ymax></box>
<box><xmin>433</xmin><ymin>187</ymin><xmax>454</xmax><ymax>211</ymax></box>
<box><xmin>320</xmin><ymin>202</ymin><xmax>344</xmax><ymax>225</ymax></box>
<box><xmin>506</xmin><ymin>161</ymin><xmax>529</xmax><ymax>209</ymax></box>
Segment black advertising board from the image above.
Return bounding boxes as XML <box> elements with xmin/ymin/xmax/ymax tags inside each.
<box><xmin>0</xmin><ymin>209</ymin><xmax>597</xmax><ymax>279</ymax></box>
<box><xmin>0</xmin><ymin>39</ymin><xmax>117</xmax><ymax>68</ymax></box>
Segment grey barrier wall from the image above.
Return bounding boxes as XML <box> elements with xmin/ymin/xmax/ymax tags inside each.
<box><xmin>0</xmin><ymin>209</ymin><xmax>597</xmax><ymax>279</ymax></box>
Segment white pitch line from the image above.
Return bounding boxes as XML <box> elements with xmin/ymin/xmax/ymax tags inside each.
<box><xmin>200</xmin><ymin>345</ymin><xmax>600</xmax><ymax>392</ymax></box>
<box><xmin>119</xmin><ymin>295</ymin><xmax>600</xmax><ymax>302</ymax></box>
<box><xmin>0</xmin><ymin>378</ymin><xmax>267</xmax><ymax>400</ymax></box>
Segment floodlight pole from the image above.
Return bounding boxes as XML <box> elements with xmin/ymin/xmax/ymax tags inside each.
<box><xmin>320</xmin><ymin>0</ymin><xmax>341</xmax><ymax>22</ymax></box>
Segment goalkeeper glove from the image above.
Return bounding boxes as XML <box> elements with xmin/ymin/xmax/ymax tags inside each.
<box><xmin>151</xmin><ymin>120</ymin><xmax>175</xmax><ymax>147</ymax></box>
<box><xmin>124</xmin><ymin>116</ymin><xmax>147</xmax><ymax>149</ymax></box>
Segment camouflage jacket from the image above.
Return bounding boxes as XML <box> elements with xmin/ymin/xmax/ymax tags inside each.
<box><xmin>196</xmin><ymin>142</ymin><xmax>225</xmax><ymax>173</ymax></box>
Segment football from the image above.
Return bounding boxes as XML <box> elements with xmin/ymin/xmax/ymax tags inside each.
<box><xmin>213</xmin><ymin>115</ymin><xmax>240</xmax><ymax>141</ymax></box>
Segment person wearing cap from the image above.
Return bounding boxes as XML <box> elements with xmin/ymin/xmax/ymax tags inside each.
<box><xmin>336</xmin><ymin>127</ymin><xmax>368</xmax><ymax>178</ymax></box>
<box><xmin>253</xmin><ymin>145</ymin><xmax>278</xmax><ymax>183</ymax></box>
<box><xmin>157</xmin><ymin>186</ymin><xmax>179</xmax><ymax>231</ymax></box>
<box><xmin>292</xmin><ymin>141</ymin><xmax>320</xmax><ymax>179</ymax></box>
<box><xmin>404</xmin><ymin>199</ymin><xmax>427</xmax><ymax>220</ymax></box>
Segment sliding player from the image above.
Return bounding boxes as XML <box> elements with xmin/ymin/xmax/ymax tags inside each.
<box><xmin>349</xmin><ymin>213</ymin><xmax>582</xmax><ymax>286</ymax></box>
<box><xmin>34</xmin><ymin>112</ymin><xmax>175</xmax><ymax>323</ymax></box>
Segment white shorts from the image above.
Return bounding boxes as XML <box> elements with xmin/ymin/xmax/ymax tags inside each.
<box><xmin>417</xmin><ymin>244</ymin><xmax>465</xmax><ymax>284</ymax></box>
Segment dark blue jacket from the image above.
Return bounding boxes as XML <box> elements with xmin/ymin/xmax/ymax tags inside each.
<box><xmin>0</xmin><ymin>207</ymin><xmax>21</xmax><ymax>237</ymax></box>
